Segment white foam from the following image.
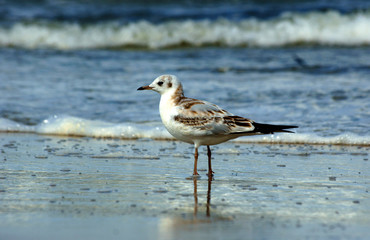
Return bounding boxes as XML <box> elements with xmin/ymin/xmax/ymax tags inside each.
<box><xmin>0</xmin><ymin>116</ymin><xmax>172</xmax><ymax>140</ymax></box>
<box><xmin>235</xmin><ymin>133</ymin><xmax>370</xmax><ymax>146</ymax></box>
<box><xmin>0</xmin><ymin>116</ymin><xmax>369</xmax><ymax>146</ymax></box>
<box><xmin>0</xmin><ymin>118</ymin><xmax>35</xmax><ymax>132</ymax></box>
<box><xmin>1</xmin><ymin>10</ymin><xmax>370</xmax><ymax>49</ymax></box>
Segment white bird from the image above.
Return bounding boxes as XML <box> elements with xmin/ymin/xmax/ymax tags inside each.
<box><xmin>138</xmin><ymin>75</ymin><xmax>297</xmax><ymax>178</ymax></box>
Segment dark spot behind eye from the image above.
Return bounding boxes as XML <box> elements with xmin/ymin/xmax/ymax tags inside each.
<box><xmin>158</xmin><ymin>81</ymin><xmax>163</xmax><ymax>86</ymax></box>
<box><xmin>168</xmin><ymin>82</ymin><xmax>172</xmax><ymax>88</ymax></box>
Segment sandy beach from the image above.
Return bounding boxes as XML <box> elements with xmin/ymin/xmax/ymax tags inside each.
<box><xmin>0</xmin><ymin>133</ymin><xmax>368</xmax><ymax>240</ymax></box>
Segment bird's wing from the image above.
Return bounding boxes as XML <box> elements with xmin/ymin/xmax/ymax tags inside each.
<box><xmin>173</xmin><ymin>98</ymin><xmax>255</xmax><ymax>135</ymax></box>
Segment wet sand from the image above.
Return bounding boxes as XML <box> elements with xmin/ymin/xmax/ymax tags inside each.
<box><xmin>0</xmin><ymin>133</ymin><xmax>369</xmax><ymax>240</ymax></box>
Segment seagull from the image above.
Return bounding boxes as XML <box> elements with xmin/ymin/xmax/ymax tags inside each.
<box><xmin>138</xmin><ymin>75</ymin><xmax>298</xmax><ymax>178</ymax></box>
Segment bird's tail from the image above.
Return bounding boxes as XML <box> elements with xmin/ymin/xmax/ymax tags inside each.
<box><xmin>252</xmin><ymin>122</ymin><xmax>298</xmax><ymax>134</ymax></box>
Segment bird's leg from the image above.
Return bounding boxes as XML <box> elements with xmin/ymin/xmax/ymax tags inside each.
<box><xmin>193</xmin><ymin>147</ymin><xmax>199</xmax><ymax>176</ymax></box>
<box><xmin>193</xmin><ymin>178</ymin><xmax>198</xmax><ymax>216</ymax></box>
<box><xmin>206</xmin><ymin>176</ymin><xmax>212</xmax><ymax>217</ymax></box>
<box><xmin>207</xmin><ymin>145</ymin><xmax>214</xmax><ymax>178</ymax></box>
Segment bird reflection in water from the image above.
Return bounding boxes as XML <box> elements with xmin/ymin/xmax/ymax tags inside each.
<box><xmin>158</xmin><ymin>176</ymin><xmax>233</xmax><ymax>239</ymax></box>
<box><xmin>193</xmin><ymin>177</ymin><xmax>212</xmax><ymax>220</ymax></box>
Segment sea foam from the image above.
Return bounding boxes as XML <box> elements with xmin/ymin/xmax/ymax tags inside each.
<box><xmin>0</xmin><ymin>116</ymin><xmax>369</xmax><ymax>146</ymax></box>
<box><xmin>1</xmin><ymin>10</ymin><xmax>370</xmax><ymax>49</ymax></box>
<box><xmin>36</xmin><ymin>115</ymin><xmax>172</xmax><ymax>139</ymax></box>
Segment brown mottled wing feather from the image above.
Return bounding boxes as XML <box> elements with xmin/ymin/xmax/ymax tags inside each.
<box><xmin>223</xmin><ymin>116</ymin><xmax>253</xmax><ymax>128</ymax></box>
<box><xmin>173</xmin><ymin>97</ymin><xmax>255</xmax><ymax>135</ymax></box>
<box><xmin>173</xmin><ymin>115</ymin><xmax>230</xmax><ymax>134</ymax></box>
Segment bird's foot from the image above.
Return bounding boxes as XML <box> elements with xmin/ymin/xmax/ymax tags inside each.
<box><xmin>206</xmin><ymin>171</ymin><xmax>214</xmax><ymax>179</ymax></box>
<box><xmin>185</xmin><ymin>173</ymin><xmax>201</xmax><ymax>180</ymax></box>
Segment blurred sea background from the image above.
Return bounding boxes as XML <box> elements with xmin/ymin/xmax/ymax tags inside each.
<box><xmin>0</xmin><ymin>0</ymin><xmax>370</xmax><ymax>145</ymax></box>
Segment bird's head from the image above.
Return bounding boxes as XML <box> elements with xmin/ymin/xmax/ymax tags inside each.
<box><xmin>137</xmin><ymin>75</ymin><xmax>182</xmax><ymax>95</ymax></box>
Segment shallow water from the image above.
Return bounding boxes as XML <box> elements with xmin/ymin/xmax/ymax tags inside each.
<box><xmin>1</xmin><ymin>134</ymin><xmax>369</xmax><ymax>239</ymax></box>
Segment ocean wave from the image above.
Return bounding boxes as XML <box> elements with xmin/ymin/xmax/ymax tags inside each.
<box><xmin>1</xmin><ymin>10</ymin><xmax>370</xmax><ymax>49</ymax></box>
<box><xmin>0</xmin><ymin>116</ymin><xmax>172</xmax><ymax>140</ymax></box>
<box><xmin>1</xmin><ymin>116</ymin><xmax>369</xmax><ymax>146</ymax></box>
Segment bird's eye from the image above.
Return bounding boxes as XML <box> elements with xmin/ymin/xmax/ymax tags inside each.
<box><xmin>158</xmin><ymin>81</ymin><xmax>163</xmax><ymax>86</ymax></box>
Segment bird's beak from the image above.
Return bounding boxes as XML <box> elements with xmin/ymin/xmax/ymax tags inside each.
<box><xmin>137</xmin><ymin>85</ymin><xmax>153</xmax><ymax>91</ymax></box>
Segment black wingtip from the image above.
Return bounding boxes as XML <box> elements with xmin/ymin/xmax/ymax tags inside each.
<box><xmin>252</xmin><ymin>122</ymin><xmax>298</xmax><ymax>134</ymax></box>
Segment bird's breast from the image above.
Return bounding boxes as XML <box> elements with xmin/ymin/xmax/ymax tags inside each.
<box><xmin>159</xmin><ymin>95</ymin><xmax>177</xmax><ymax>126</ymax></box>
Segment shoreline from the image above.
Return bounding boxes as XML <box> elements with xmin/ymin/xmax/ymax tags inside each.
<box><xmin>1</xmin><ymin>131</ymin><xmax>369</xmax><ymax>147</ymax></box>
